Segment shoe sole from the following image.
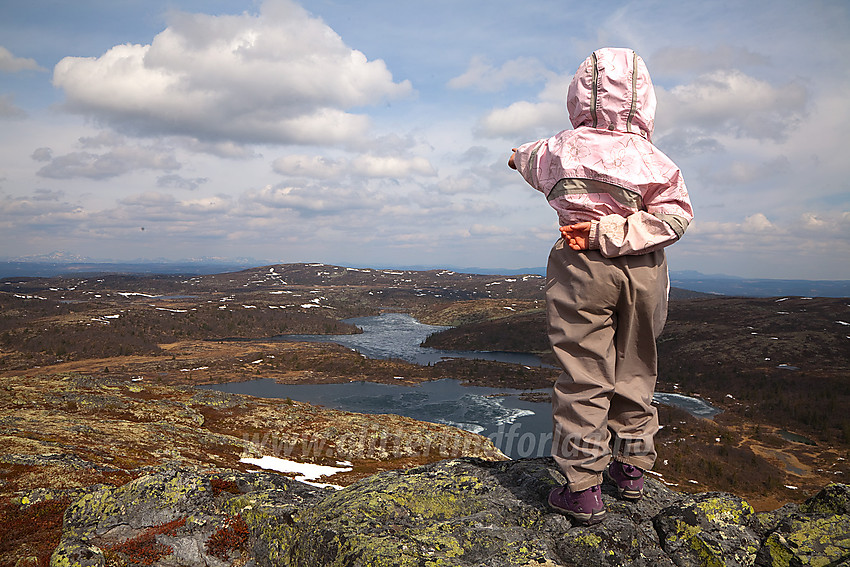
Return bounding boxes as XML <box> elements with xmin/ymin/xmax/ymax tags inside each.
<box><xmin>617</xmin><ymin>486</ymin><xmax>643</xmax><ymax>501</ymax></box>
<box><xmin>608</xmin><ymin>465</ymin><xmax>644</xmax><ymax>502</ymax></box>
<box><xmin>548</xmin><ymin>500</ymin><xmax>606</xmax><ymax>525</ymax></box>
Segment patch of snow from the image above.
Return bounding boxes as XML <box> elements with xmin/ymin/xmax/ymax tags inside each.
<box><xmin>155</xmin><ymin>307</ymin><xmax>187</xmax><ymax>313</ymax></box>
<box><xmin>239</xmin><ymin>456</ymin><xmax>352</xmax><ymax>485</ymax></box>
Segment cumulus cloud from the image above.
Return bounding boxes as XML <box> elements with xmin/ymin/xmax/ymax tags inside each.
<box><xmin>51</xmin><ymin>0</ymin><xmax>412</xmax><ymax>146</ymax></box>
<box><xmin>36</xmin><ymin>143</ymin><xmax>180</xmax><ymax>180</ymax></box>
<box><xmin>656</xmin><ymin>70</ymin><xmax>807</xmax><ymax>142</ymax></box>
<box><xmin>106</xmin><ymin>192</ymin><xmax>236</xmax><ymax>233</ymax></box>
<box><xmin>180</xmin><ymin>139</ymin><xmax>260</xmax><ymax>159</ymax></box>
<box><xmin>31</xmin><ymin>148</ymin><xmax>53</xmax><ymax>162</ymax></box>
<box><xmin>800</xmin><ymin>211</ymin><xmax>850</xmax><ymax>237</ymax></box>
<box><xmin>0</xmin><ymin>46</ymin><xmax>45</xmax><ymax>73</ymax></box>
<box><xmin>0</xmin><ymin>192</ymin><xmax>85</xmax><ymax>232</ymax></box>
<box><xmin>157</xmin><ymin>174</ymin><xmax>209</xmax><ymax>190</ymax></box>
<box><xmin>448</xmin><ymin>56</ymin><xmax>551</xmax><ymax>91</ymax></box>
<box><xmin>476</xmin><ymin>74</ymin><xmax>573</xmax><ymax>138</ymax></box>
<box><xmin>272</xmin><ymin>155</ymin><xmax>345</xmax><ymax>179</ymax></box>
<box><xmin>351</xmin><ymin>155</ymin><xmax>434</xmax><ymax>178</ymax></box>
<box><xmin>477</xmin><ymin>100</ymin><xmax>564</xmax><ymax>138</ymax></box>
<box><xmin>273</xmin><ymin>153</ymin><xmax>435</xmax><ymax>179</ymax></box>
<box><xmin>243</xmin><ymin>183</ymin><xmax>377</xmax><ymax>216</ymax></box>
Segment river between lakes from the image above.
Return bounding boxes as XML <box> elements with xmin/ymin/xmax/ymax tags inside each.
<box><xmin>203</xmin><ymin>313</ymin><xmax>721</xmax><ymax>459</ymax></box>
<box><xmin>279</xmin><ymin>312</ymin><xmax>550</xmax><ymax>367</ymax></box>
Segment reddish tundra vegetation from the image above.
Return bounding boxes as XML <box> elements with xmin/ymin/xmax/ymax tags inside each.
<box><xmin>0</xmin><ymin>263</ymin><xmax>847</xmax><ymax>563</ymax></box>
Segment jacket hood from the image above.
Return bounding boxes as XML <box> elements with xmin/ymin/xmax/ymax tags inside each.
<box><xmin>566</xmin><ymin>48</ymin><xmax>656</xmax><ymax>140</ymax></box>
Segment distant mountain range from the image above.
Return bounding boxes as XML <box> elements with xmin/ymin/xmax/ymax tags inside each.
<box><xmin>0</xmin><ymin>260</ymin><xmax>847</xmax><ymax>298</ymax></box>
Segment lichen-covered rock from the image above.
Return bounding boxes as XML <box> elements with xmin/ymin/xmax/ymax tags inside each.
<box><xmin>285</xmin><ymin>457</ymin><xmax>685</xmax><ymax>567</ymax></box>
<box><xmin>654</xmin><ymin>492</ymin><xmax>761</xmax><ymax>566</ymax></box>
<box><xmin>755</xmin><ymin>483</ymin><xmax>850</xmax><ymax>567</ymax></box>
<box><xmin>49</xmin><ymin>460</ymin><xmax>850</xmax><ymax>567</ymax></box>
<box><xmin>50</xmin><ymin>466</ymin><xmax>330</xmax><ymax>567</ymax></box>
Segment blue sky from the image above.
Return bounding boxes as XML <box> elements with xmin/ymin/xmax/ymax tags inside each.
<box><xmin>1</xmin><ymin>0</ymin><xmax>848</xmax><ymax>279</ymax></box>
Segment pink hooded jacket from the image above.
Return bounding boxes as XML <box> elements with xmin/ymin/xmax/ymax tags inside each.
<box><xmin>513</xmin><ymin>48</ymin><xmax>693</xmax><ymax>257</ymax></box>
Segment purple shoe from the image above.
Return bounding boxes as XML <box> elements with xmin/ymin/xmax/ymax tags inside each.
<box><xmin>608</xmin><ymin>460</ymin><xmax>644</xmax><ymax>501</ymax></box>
<box><xmin>548</xmin><ymin>484</ymin><xmax>605</xmax><ymax>525</ymax></box>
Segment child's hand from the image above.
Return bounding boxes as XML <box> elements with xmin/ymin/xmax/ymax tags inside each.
<box><xmin>560</xmin><ymin>222</ymin><xmax>591</xmax><ymax>250</ymax></box>
<box><xmin>508</xmin><ymin>148</ymin><xmax>517</xmax><ymax>170</ymax></box>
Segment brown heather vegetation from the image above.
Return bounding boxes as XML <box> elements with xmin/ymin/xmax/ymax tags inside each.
<box><xmin>0</xmin><ymin>263</ymin><xmax>848</xmax><ymax>561</ymax></box>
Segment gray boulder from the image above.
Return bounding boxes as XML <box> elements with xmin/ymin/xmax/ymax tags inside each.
<box><xmin>49</xmin><ymin>458</ymin><xmax>850</xmax><ymax>567</ymax></box>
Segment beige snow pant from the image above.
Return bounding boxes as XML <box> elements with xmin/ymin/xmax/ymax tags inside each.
<box><xmin>546</xmin><ymin>239</ymin><xmax>668</xmax><ymax>492</ymax></box>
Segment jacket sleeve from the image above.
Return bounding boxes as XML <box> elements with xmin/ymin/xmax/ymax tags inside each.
<box><xmin>588</xmin><ymin>170</ymin><xmax>693</xmax><ymax>257</ymax></box>
<box><xmin>513</xmin><ymin>139</ymin><xmax>549</xmax><ymax>194</ymax></box>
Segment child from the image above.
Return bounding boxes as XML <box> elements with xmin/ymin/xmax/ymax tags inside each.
<box><xmin>509</xmin><ymin>47</ymin><xmax>693</xmax><ymax>525</ymax></box>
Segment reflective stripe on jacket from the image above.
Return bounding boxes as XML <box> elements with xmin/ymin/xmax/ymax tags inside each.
<box><xmin>514</xmin><ymin>47</ymin><xmax>693</xmax><ymax>257</ymax></box>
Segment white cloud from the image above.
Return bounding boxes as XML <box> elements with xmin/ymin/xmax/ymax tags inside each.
<box><xmin>36</xmin><ymin>144</ymin><xmax>181</xmax><ymax>180</ymax></box>
<box><xmin>742</xmin><ymin>212</ymin><xmax>776</xmax><ymax>233</ymax></box>
<box><xmin>30</xmin><ymin>148</ymin><xmax>52</xmax><ymax>162</ymax></box>
<box><xmin>51</xmin><ymin>0</ymin><xmax>413</xmax><ymax>146</ymax></box>
<box><xmin>475</xmin><ymin>74</ymin><xmax>573</xmax><ymax>138</ymax></box>
<box><xmin>119</xmin><ymin>191</ymin><xmax>235</xmax><ymax>221</ymax></box>
<box><xmin>477</xmin><ymin>100</ymin><xmax>564</xmax><ymax>139</ymax></box>
<box><xmin>273</xmin><ymin>153</ymin><xmax>434</xmax><ymax>179</ymax></box>
<box><xmin>0</xmin><ymin>192</ymin><xmax>85</xmax><ymax>231</ymax></box>
<box><xmin>0</xmin><ymin>46</ymin><xmax>45</xmax><ymax>73</ymax></box>
<box><xmin>157</xmin><ymin>173</ymin><xmax>209</xmax><ymax>190</ymax></box>
<box><xmin>180</xmin><ymin>139</ymin><xmax>260</xmax><ymax>159</ymax></box>
<box><xmin>448</xmin><ymin>56</ymin><xmax>551</xmax><ymax>91</ymax></box>
<box><xmin>656</xmin><ymin>70</ymin><xmax>807</xmax><ymax>142</ymax></box>
<box><xmin>243</xmin><ymin>183</ymin><xmax>377</xmax><ymax>216</ymax></box>
<box><xmin>272</xmin><ymin>155</ymin><xmax>345</xmax><ymax>179</ymax></box>
<box><xmin>351</xmin><ymin>155</ymin><xmax>435</xmax><ymax>178</ymax></box>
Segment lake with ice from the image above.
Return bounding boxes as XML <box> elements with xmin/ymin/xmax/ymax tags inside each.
<box><xmin>278</xmin><ymin>312</ymin><xmax>550</xmax><ymax>367</ymax></box>
<box><xmin>205</xmin><ymin>312</ymin><xmax>720</xmax><ymax>458</ymax></box>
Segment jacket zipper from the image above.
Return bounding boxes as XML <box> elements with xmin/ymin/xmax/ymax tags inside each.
<box><xmin>626</xmin><ymin>50</ymin><xmax>638</xmax><ymax>134</ymax></box>
<box><xmin>590</xmin><ymin>52</ymin><xmax>598</xmax><ymax>128</ymax></box>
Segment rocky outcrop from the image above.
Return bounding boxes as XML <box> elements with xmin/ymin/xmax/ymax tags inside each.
<box><xmin>48</xmin><ymin>457</ymin><xmax>849</xmax><ymax>567</ymax></box>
